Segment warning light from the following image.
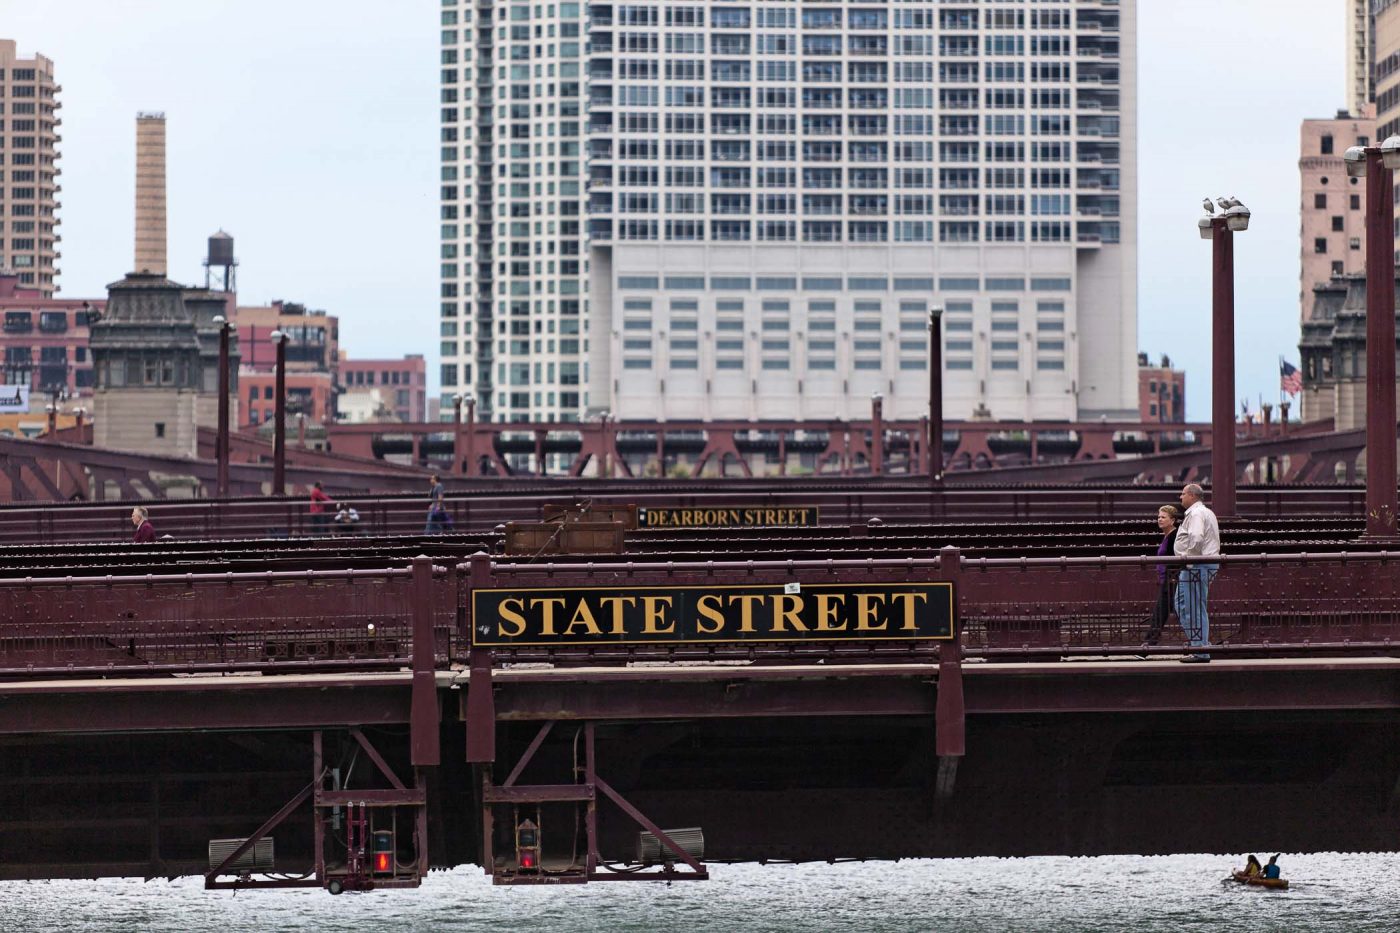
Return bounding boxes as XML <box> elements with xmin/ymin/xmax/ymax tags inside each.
<box><xmin>371</xmin><ymin>829</ymin><xmax>394</xmax><ymax>875</ymax></box>
<box><xmin>515</xmin><ymin>818</ymin><xmax>540</xmax><ymax>874</ymax></box>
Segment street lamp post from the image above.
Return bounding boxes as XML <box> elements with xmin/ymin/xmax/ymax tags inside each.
<box><xmin>464</xmin><ymin>393</ymin><xmax>476</xmax><ymax>477</ymax></box>
<box><xmin>1197</xmin><ymin>198</ymin><xmax>1250</xmax><ymax>519</ymax></box>
<box><xmin>1345</xmin><ymin>139</ymin><xmax>1400</xmax><ymax>537</ymax></box>
<box><xmin>870</xmin><ymin>391</ymin><xmax>884</xmax><ymax>475</ymax></box>
<box><xmin>928</xmin><ymin>305</ymin><xmax>944</xmax><ymax>487</ymax></box>
<box><xmin>453</xmin><ymin>393</ymin><xmax>464</xmax><ymax>475</ymax></box>
<box><xmin>271</xmin><ymin>329</ymin><xmax>287</xmax><ymax>496</ymax></box>
<box><xmin>213</xmin><ymin>314</ymin><xmax>231</xmax><ymax>497</ymax></box>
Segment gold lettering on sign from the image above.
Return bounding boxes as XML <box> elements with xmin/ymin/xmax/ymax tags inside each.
<box><xmin>771</xmin><ymin>593</ymin><xmax>808</xmax><ymax>633</ymax></box>
<box><xmin>530</xmin><ymin>597</ymin><xmax>567</xmax><ymax>636</ymax></box>
<box><xmin>598</xmin><ymin>596</ymin><xmax>637</xmax><ymax>635</ymax></box>
<box><xmin>891</xmin><ymin>592</ymin><xmax>929</xmax><ymax>631</ymax></box>
<box><xmin>498</xmin><ymin>597</ymin><xmax>527</xmax><ymax>638</ymax></box>
<box><xmin>729</xmin><ymin>594</ymin><xmax>765</xmax><ymax>633</ymax></box>
<box><xmin>563</xmin><ymin>599</ymin><xmax>602</xmax><ymax>637</ymax></box>
<box><xmin>696</xmin><ymin>593</ymin><xmax>726</xmax><ymax>634</ymax></box>
<box><xmin>814</xmin><ymin>592</ymin><xmax>847</xmax><ymax>631</ymax></box>
<box><xmin>855</xmin><ymin>592</ymin><xmax>888</xmax><ymax>631</ymax></box>
<box><xmin>641</xmin><ymin>595</ymin><xmax>675</xmax><ymax>634</ymax></box>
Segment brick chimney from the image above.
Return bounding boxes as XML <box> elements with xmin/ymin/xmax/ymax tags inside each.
<box><xmin>134</xmin><ymin>113</ymin><xmax>167</xmax><ymax>276</ymax></box>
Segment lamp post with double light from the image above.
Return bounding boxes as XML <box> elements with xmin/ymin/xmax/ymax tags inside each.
<box><xmin>928</xmin><ymin>305</ymin><xmax>944</xmax><ymax>486</ymax></box>
<box><xmin>270</xmin><ymin>329</ymin><xmax>287</xmax><ymax>496</ymax></box>
<box><xmin>1344</xmin><ymin>137</ymin><xmax>1400</xmax><ymax>538</ymax></box>
<box><xmin>1196</xmin><ymin>197</ymin><xmax>1251</xmax><ymax>519</ymax></box>
<box><xmin>213</xmin><ymin>314</ymin><xmax>231</xmax><ymax>497</ymax></box>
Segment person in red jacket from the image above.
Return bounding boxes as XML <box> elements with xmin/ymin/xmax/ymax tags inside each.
<box><xmin>309</xmin><ymin>480</ymin><xmax>332</xmax><ymax>532</ymax></box>
<box><xmin>131</xmin><ymin>506</ymin><xmax>155</xmax><ymax>543</ymax></box>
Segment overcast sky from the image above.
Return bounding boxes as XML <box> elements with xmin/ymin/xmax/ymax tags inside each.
<box><xmin>2</xmin><ymin>0</ymin><xmax>1343</xmax><ymax>420</ymax></box>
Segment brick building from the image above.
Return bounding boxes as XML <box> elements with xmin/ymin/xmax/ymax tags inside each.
<box><xmin>339</xmin><ymin>355</ymin><xmax>426</xmax><ymax>423</ymax></box>
<box><xmin>0</xmin><ymin>271</ymin><xmax>102</xmax><ymax>406</ymax></box>
<box><xmin>1137</xmin><ymin>353</ymin><xmax>1185</xmax><ymax>423</ymax></box>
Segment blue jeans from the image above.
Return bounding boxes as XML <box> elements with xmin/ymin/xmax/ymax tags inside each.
<box><xmin>1174</xmin><ymin>563</ymin><xmax>1218</xmax><ymax>651</ymax></box>
<box><xmin>425</xmin><ymin>510</ymin><xmax>444</xmax><ymax>534</ymax></box>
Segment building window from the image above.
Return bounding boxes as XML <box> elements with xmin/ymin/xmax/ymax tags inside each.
<box><xmin>1351</xmin><ymin>237</ymin><xmax>1362</xmax><ymax>250</ymax></box>
<box><xmin>1314</xmin><ymin>193</ymin><xmax>1327</xmax><ymax>209</ymax></box>
<box><xmin>1332</xmin><ymin>216</ymin><xmax>1344</xmax><ymax>232</ymax></box>
<box><xmin>1332</xmin><ymin>260</ymin><xmax>1345</xmax><ymax>275</ymax></box>
<box><xmin>1321</xmin><ymin>134</ymin><xmax>1334</xmax><ymax>155</ymax></box>
<box><xmin>1351</xmin><ymin>194</ymin><xmax>1361</xmax><ymax>210</ymax></box>
<box><xmin>1314</xmin><ymin>238</ymin><xmax>1328</xmax><ymax>254</ymax></box>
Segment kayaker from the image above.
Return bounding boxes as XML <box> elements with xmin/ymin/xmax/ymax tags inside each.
<box><xmin>1244</xmin><ymin>854</ymin><xmax>1262</xmax><ymax>877</ymax></box>
<box><xmin>1263</xmin><ymin>855</ymin><xmax>1281</xmax><ymax>880</ymax></box>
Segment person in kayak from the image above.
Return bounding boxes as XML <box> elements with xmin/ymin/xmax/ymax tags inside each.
<box><xmin>1243</xmin><ymin>854</ymin><xmax>1263</xmax><ymax>877</ymax></box>
<box><xmin>1263</xmin><ymin>855</ymin><xmax>1281</xmax><ymax>880</ymax></box>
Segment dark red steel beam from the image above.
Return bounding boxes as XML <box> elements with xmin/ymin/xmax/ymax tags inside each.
<box><xmin>0</xmin><ymin>674</ymin><xmax>415</xmax><ymax>735</ymax></box>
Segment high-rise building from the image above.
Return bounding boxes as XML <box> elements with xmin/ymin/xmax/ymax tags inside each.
<box><xmin>1297</xmin><ymin>107</ymin><xmax>1373</xmax><ymax>323</ymax></box>
<box><xmin>0</xmin><ymin>40</ymin><xmax>61</xmax><ymax>297</ymax></box>
<box><xmin>438</xmin><ymin>0</ymin><xmax>1138</xmax><ymax>424</ymax></box>
<box><xmin>1349</xmin><ymin>0</ymin><xmax>1376</xmax><ymax>118</ymax></box>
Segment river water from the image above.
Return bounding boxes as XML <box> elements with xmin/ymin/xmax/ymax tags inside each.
<box><xmin>1</xmin><ymin>854</ymin><xmax>1394</xmax><ymax>931</ymax></box>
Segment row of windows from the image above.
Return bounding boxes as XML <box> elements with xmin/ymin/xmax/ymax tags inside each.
<box><xmin>615</xmin><ymin>275</ymin><xmax>1070</xmax><ymax>292</ymax></box>
<box><xmin>605</xmin><ymin>192</ymin><xmax>1074</xmax><ymax>214</ymax></box>
<box><xmin>599</xmin><ymin>166</ymin><xmax>1086</xmax><ymax>189</ymax></box>
<box><xmin>600</xmin><ymin>219</ymin><xmax>1078</xmax><ymax>242</ymax></box>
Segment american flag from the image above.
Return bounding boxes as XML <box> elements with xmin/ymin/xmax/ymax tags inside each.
<box><xmin>1280</xmin><ymin>359</ymin><xmax>1303</xmax><ymax>396</ymax></box>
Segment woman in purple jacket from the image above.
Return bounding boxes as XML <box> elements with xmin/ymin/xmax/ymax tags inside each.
<box><xmin>1145</xmin><ymin>504</ymin><xmax>1183</xmax><ymax>646</ymax></box>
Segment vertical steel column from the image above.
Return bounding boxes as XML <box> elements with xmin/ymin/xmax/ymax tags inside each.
<box><xmin>1210</xmin><ymin>220</ymin><xmax>1237</xmax><ymax>518</ymax></box>
<box><xmin>584</xmin><ymin>722</ymin><xmax>599</xmax><ymax>874</ymax></box>
<box><xmin>216</xmin><ymin>320</ymin><xmax>230</xmax><ymax>497</ymax></box>
<box><xmin>410</xmin><ymin>555</ymin><xmax>441</xmax><ymax>767</ymax></box>
<box><xmin>273</xmin><ymin>332</ymin><xmax>287</xmax><ymax>496</ymax></box>
<box><xmin>929</xmin><ymin>308</ymin><xmax>944</xmax><ymax>486</ymax></box>
<box><xmin>935</xmin><ymin>545</ymin><xmax>965</xmax><ymax>800</ymax></box>
<box><xmin>465</xmin><ymin>553</ymin><xmax>496</xmax><ymax>764</ymax></box>
<box><xmin>1366</xmin><ymin>152</ymin><xmax>1399</xmax><ymax>537</ymax></box>
<box><xmin>312</xmin><ymin>730</ymin><xmax>325</xmax><ymax>884</ymax></box>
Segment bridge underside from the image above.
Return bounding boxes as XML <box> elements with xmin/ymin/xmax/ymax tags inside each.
<box><xmin>3</xmin><ymin>661</ymin><xmax>1398</xmax><ymax>880</ymax></box>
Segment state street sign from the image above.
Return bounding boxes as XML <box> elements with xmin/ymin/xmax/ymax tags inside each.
<box><xmin>471</xmin><ymin>581</ymin><xmax>954</xmax><ymax>647</ymax></box>
<box><xmin>0</xmin><ymin>386</ymin><xmax>30</xmax><ymax>413</ymax></box>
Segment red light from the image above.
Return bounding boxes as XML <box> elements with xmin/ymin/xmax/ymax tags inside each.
<box><xmin>374</xmin><ymin>852</ymin><xmax>391</xmax><ymax>873</ymax></box>
<box><xmin>521</xmin><ymin>850</ymin><xmax>537</xmax><ymax>869</ymax></box>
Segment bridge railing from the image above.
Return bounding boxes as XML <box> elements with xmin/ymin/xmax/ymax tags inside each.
<box><xmin>5</xmin><ymin>549</ymin><xmax>1400</xmax><ymax>677</ymax></box>
<box><xmin>0</xmin><ymin>485</ymin><xmax>1375</xmax><ymax>546</ymax></box>
<box><xmin>958</xmin><ymin>551</ymin><xmax>1400</xmax><ymax>656</ymax></box>
<box><xmin>0</xmin><ymin>565</ymin><xmax>456</xmax><ymax>676</ymax></box>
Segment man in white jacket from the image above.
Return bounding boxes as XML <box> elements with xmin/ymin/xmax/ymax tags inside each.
<box><xmin>1173</xmin><ymin>483</ymin><xmax>1220</xmax><ymax>663</ymax></box>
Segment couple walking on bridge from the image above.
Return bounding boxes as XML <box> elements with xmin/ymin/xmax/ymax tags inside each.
<box><xmin>1147</xmin><ymin>484</ymin><xmax>1220</xmax><ymax>662</ymax></box>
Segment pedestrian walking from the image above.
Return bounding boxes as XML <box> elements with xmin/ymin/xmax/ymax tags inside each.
<box><xmin>1174</xmin><ymin>483</ymin><xmax>1220</xmax><ymax>662</ymax></box>
<box><xmin>309</xmin><ymin>481</ymin><xmax>332</xmax><ymax>533</ymax></box>
<box><xmin>424</xmin><ymin>473</ymin><xmax>447</xmax><ymax>533</ymax></box>
<box><xmin>131</xmin><ymin>506</ymin><xmax>156</xmax><ymax>544</ymax></box>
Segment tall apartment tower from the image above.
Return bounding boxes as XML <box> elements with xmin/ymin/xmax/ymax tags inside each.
<box><xmin>1298</xmin><ymin>107</ymin><xmax>1374</xmax><ymax>323</ymax></box>
<box><xmin>438</xmin><ymin>0</ymin><xmax>1138</xmax><ymax>424</ymax></box>
<box><xmin>1349</xmin><ymin>0</ymin><xmax>1377</xmax><ymax>117</ymax></box>
<box><xmin>134</xmin><ymin>113</ymin><xmax>168</xmax><ymax>276</ymax></box>
<box><xmin>0</xmin><ymin>40</ymin><xmax>61</xmax><ymax>297</ymax></box>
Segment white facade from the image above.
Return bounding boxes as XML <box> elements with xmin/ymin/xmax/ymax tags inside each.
<box><xmin>439</xmin><ymin>0</ymin><xmax>1138</xmax><ymax>424</ymax></box>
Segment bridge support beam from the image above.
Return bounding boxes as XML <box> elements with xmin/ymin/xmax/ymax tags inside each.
<box><xmin>935</xmin><ymin>546</ymin><xmax>965</xmax><ymax>799</ymax></box>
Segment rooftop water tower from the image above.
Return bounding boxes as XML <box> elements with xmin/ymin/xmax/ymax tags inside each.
<box><xmin>204</xmin><ymin>229</ymin><xmax>237</xmax><ymax>291</ymax></box>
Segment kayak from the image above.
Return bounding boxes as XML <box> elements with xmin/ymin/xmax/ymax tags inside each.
<box><xmin>1231</xmin><ymin>870</ymin><xmax>1289</xmax><ymax>890</ymax></box>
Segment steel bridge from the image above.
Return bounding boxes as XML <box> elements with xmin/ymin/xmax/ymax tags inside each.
<box><xmin>0</xmin><ymin>415</ymin><xmax>1359</xmax><ymax>502</ymax></box>
<box><xmin>3</xmin><ymin>500</ymin><xmax>1400</xmax><ymax>891</ymax></box>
